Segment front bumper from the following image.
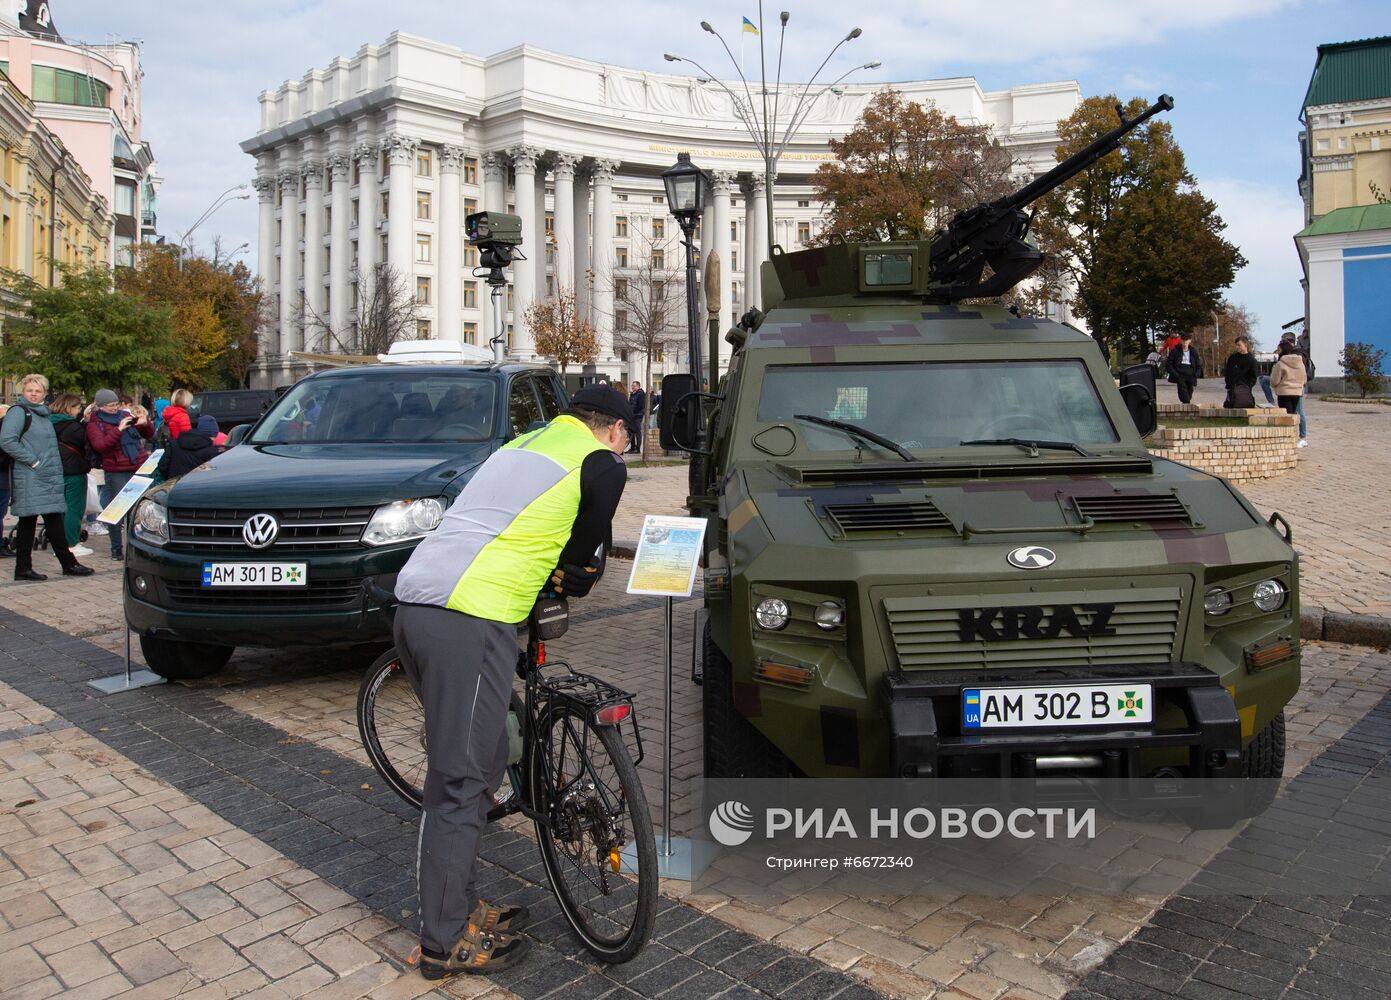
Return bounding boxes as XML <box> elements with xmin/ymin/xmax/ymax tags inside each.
<box><xmin>122</xmin><ymin>540</ymin><xmax>410</xmax><ymax>648</ymax></box>
<box><xmin>886</xmin><ymin>662</ymin><xmax>1243</xmax><ymax>782</ymax></box>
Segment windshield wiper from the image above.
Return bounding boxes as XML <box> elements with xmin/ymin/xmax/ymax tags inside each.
<box><xmin>793</xmin><ymin>414</ymin><xmax>916</xmax><ymax>462</ymax></box>
<box><xmin>959</xmin><ymin>437</ymin><xmax>1091</xmax><ymax>457</ymax></box>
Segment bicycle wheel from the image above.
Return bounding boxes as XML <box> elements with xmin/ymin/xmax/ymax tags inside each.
<box><xmin>356</xmin><ymin>648</ymin><xmax>523</xmax><ymax>819</ymax></box>
<box><xmin>531</xmin><ymin>703</ymin><xmax>657</xmax><ymax>963</ymax></box>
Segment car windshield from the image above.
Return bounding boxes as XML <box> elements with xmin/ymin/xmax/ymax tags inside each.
<box><xmin>248</xmin><ymin>373</ymin><xmax>497</xmax><ymax>444</ymax></box>
<box><xmin>756</xmin><ymin>361</ymin><xmax>1119</xmax><ymax>452</ymax></box>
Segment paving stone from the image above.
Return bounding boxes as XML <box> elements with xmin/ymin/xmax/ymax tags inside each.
<box><xmin>307</xmin><ymin>930</ymin><xmax>381</xmax><ymax>976</ymax></box>
<box><xmin>241</xmin><ymin>933</ymin><xmax>315</xmax><ymax>978</ymax></box>
<box><xmin>176</xmin><ymin>933</ymin><xmax>251</xmax><ymax>980</ymax></box>
<box><xmin>110</xmin><ymin>938</ymin><xmax>185</xmax><ymax>986</ymax></box>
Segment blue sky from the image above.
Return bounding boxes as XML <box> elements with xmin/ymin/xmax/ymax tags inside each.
<box><xmin>57</xmin><ymin>0</ymin><xmax>1389</xmax><ymax>344</ymax></box>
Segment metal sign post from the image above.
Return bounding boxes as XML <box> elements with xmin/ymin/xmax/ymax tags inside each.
<box><xmin>88</xmin><ymin>614</ymin><xmax>165</xmax><ymax>695</ymax></box>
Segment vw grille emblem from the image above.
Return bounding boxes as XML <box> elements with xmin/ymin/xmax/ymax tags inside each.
<box><xmin>1007</xmin><ymin>545</ymin><xmax>1056</xmax><ymax>570</ymax></box>
<box><xmin>242</xmin><ymin>513</ymin><xmax>279</xmax><ymax>549</ymax></box>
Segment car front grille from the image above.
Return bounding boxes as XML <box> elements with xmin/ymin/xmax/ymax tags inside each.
<box><xmin>884</xmin><ymin>586</ymin><xmax>1182</xmax><ymax>671</ymax></box>
<box><xmin>167</xmin><ymin>506</ymin><xmax>374</xmax><ymax>552</ymax></box>
<box><xmin>162</xmin><ymin>576</ymin><xmax>364</xmax><ymax>610</ymax></box>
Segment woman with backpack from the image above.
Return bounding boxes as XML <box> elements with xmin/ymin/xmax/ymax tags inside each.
<box><xmin>0</xmin><ymin>374</ymin><xmax>94</xmax><ymax>581</ymax></box>
<box><xmin>49</xmin><ymin>393</ymin><xmax>95</xmax><ymax>557</ymax></box>
<box><xmin>87</xmin><ymin>388</ymin><xmax>153</xmax><ymax>561</ymax></box>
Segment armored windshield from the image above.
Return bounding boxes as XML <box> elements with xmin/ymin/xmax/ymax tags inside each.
<box><xmin>249</xmin><ymin>373</ymin><xmax>497</xmax><ymax>444</ymax></box>
<box><xmin>756</xmin><ymin>361</ymin><xmax>1119</xmax><ymax>451</ymax></box>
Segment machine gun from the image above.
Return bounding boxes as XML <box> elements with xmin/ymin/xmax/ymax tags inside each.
<box><xmin>927</xmin><ymin>94</ymin><xmax>1174</xmax><ymax>301</ymax></box>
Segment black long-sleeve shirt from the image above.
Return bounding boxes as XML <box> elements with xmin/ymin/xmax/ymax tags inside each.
<box><xmin>1222</xmin><ymin>352</ymin><xmax>1258</xmax><ymax>388</ymax></box>
<box><xmin>559</xmin><ymin>449</ymin><xmax>628</xmax><ymax>568</ymax></box>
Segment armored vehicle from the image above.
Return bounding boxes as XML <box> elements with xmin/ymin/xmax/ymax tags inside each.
<box><xmin>673</xmin><ymin>97</ymin><xmax>1298</xmax><ymax>798</ymax></box>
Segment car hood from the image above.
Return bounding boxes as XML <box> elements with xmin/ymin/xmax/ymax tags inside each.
<box><xmin>162</xmin><ymin>442</ymin><xmax>492</xmax><ymax>507</ymax></box>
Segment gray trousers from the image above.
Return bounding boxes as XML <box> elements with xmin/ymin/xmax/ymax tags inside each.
<box><xmin>394</xmin><ymin>603</ymin><xmax>516</xmax><ymax>954</ymax></box>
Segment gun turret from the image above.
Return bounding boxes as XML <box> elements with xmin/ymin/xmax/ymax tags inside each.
<box><xmin>926</xmin><ymin>94</ymin><xmax>1174</xmax><ymax>301</ymax></box>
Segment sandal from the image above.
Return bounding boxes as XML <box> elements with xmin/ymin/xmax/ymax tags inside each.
<box><xmin>415</xmin><ymin>923</ymin><xmax>530</xmax><ymax>980</ymax></box>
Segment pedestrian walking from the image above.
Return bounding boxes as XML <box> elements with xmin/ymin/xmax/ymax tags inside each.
<box><xmin>48</xmin><ymin>393</ymin><xmax>95</xmax><ymax>556</ymax></box>
<box><xmin>158</xmin><ymin>414</ymin><xmax>220</xmax><ymax>480</ymax></box>
<box><xmin>1282</xmin><ymin>331</ymin><xmax>1313</xmax><ymax>441</ymax></box>
<box><xmin>1270</xmin><ymin>343</ymin><xmax>1308</xmax><ymax>446</ymax></box>
<box><xmin>1166</xmin><ymin>332</ymin><xmax>1204</xmax><ymax>404</ymax></box>
<box><xmin>0</xmin><ymin>374</ymin><xmax>94</xmax><ymax>581</ymax></box>
<box><xmin>627</xmin><ymin>381</ymin><xmax>646</xmax><ymax>454</ymax></box>
<box><xmin>87</xmin><ymin>388</ymin><xmax>154</xmax><ymax>560</ymax></box>
<box><xmin>1221</xmin><ymin>336</ymin><xmax>1259</xmax><ymax>409</ymax></box>
<box><xmin>159</xmin><ymin>388</ymin><xmax>193</xmax><ymax>445</ymax></box>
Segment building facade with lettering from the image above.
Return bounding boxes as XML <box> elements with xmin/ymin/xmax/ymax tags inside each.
<box><xmin>242</xmin><ymin>32</ymin><xmax>1080</xmax><ymax>387</ymax></box>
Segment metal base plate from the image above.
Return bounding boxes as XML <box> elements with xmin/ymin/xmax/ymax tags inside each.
<box><xmin>88</xmin><ymin>670</ymin><xmax>166</xmax><ymax>695</ymax></box>
<box><xmin>622</xmin><ymin>835</ymin><xmax>716</xmax><ymax>881</ymax></box>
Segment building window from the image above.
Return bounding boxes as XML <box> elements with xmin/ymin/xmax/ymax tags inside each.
<box><xmin>351</xmin><ymin>239</ymin><xmax>359</xmax><ymax>268</ymax></box>
<box><xmin>731</xmin><ymin>250</ymin><xmax>738</xmax><ymax>270</ymax></box>
<box><xmin>350</xmin><ymin>282</ymin><xmax>358</xmax><ymax>308</ymax></box>
<box><xmin>31</xmin><ymin>65</ymin><xmax>111</xmax><ymax>107</ymax></box>
<box><xmin>324</xmin><ymin>248</ymin><xmax>331</xmax><ymax>274</ymax></box>
<box><xmin>463</xmin><ymin>321</ymin><xmax>478</xmax><ymax>344</ymax></box>
<box><xmin>731</xmin><ymin>221</ymin><xmax>738</xmax><ymax>240</ymax></box>
<box><xmin>299</xmin><ymin>212</ymin><xmax>306</xmax><ymax>236</ymax></box>
<box><xmin>797</xmin><ymin>221</ymin><xmax>811</xmax><ymax>244</ymax></box>
<box><xmin>351</xmin><ymin>199</ymin><xmax>359</xmax><ymax>226</ymax></box>
<box><xmin>615</xmin><ymin>277</ymin><xmax>629</xmax><ymax>299</ymax></box>
<box><xmin>464</xmin><ymin>197</ymin><xmax>477</xmax><ymax>216</ymax></box>
<box><xmin>380</xmin><ymin>192</ymin><xmax>389</xmax><ymax>218</ymax></box>
<box><xmin>507</xmin><ymin>285</ymin><xmax>514</xmax><ymax>311</ymax></box>
<box><xmin>417</xmin><ymin>319</ymin><xmax>432</xmax><ymax>338</ymax></box>
<box><xmin>464</xmin><ymin>281</ymin><xmax>477</xmax><ymax>308</ymax></box>
<box><xmin>416</xmin><ymin>277</ymin><xmax>431</xmax><ymax>304</ymax></box>
<box><xmin>652</xmin><ymin>345</ymin><xmax>664</xmax><ymax>362</ymax></box>
<box><xmin>653</xmin><ymin>194</ymin><xmax>665</xmax><ymax>204</ymax></box>
<box><xmin>464</xmin><ymin>245</ymin><xmax>478</xmax><ymax>267</ymax></box>
<box><xmin>651</xmin><ymin>249</ymin><xmax>665</xmax><ymax>269</ymax></box>
<box><xmin>652</xmin><ymin>218</ymin><xmax>665</xmax><ymax>239</ymax></box>
<box><xmin>546</xmin><ymin>274</ymin><xmax>554</xmax><ymax>296</ymax></box>
<box><xmin>353</xmin><ymin>160</ymin><xmax>361</xmax><ymax>185</ymax></box>
<box><xmin>1316</xmin><ymin>138</ymin><xmax>1330</xmax><ymax>152</ymax></box>
<box><xmin>381</xmin><ymin>151</ymin><xmax>390</xmax><ymax>176</ymax></box>
<box><xmin>416</xmin><ymin>192</ymin><xmax>432</xmax><ymax>220</ymax></box>
<box><xmin>615</xmin><ymin>247</ymin><xmax>628</xmax><ymax>267</ymax></box>
<box><xmin>417</xmin><ymin>150</ymin><xmax>432</xmax><ymax>176</ymax></box>
<box><xmin>797</xmin><ymin>199</ymin><xmax>810</xmax><ymax>208</ymax></box>
<box><xmin>417</xmin><ymin>234</ymin><xmax>432</xmax><ymax>262</ymax></box>
<box><xmin>324</xmin><ymin>207</ymin><xmax>332</xmax><ymax>231</ymax></box>
<box><xmin>276</xmin><ymin>220</ymin><xmax>283</xmax><ymax>246</ymax></box>
<box><xmin>299</xmin><ymin>251</ymin><xmax>305</xmax><ymax>275</ymax></box>
<box><xmin>545</xmin><ymin>213</ymin><xmax>554</xmax><ymax>236</ymax></box>
<box><xmin>615</xmin><ymin>216</ymin><xmax>628</xmax><ymax>237</ymax></box>
<box><xmin>464</xmin><ymin>157</ymin><xmax>478</xmax><ymax>185</ymax></box>
<box><xmin>616</xmin><ymin>310</ymin><xmax>629</xmax><ymax>331</ymax></box>
<box><xmin>379</xmin><ymin>234</ymin><xmax>388</xmax><ymax>260</ymax></box>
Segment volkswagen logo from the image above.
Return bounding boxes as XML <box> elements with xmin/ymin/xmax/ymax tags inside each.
<box><xmin>1007</xmin><ymin>545</ymin><xmax>1056</xmax><ymax>570</ymax></box>
<box><xmin>242</xmin><ymin>513</ymin><xmax>279</xmax><ymax>549</ymax></box>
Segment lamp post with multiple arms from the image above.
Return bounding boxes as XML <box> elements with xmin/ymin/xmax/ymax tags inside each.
<box><xmin>664</xmin><ymin>5</ymin><xmax>879</xmax><ymax>257</ymax></box>
<box><xmin>177</xmin><ymin>184</ymin><xmax>251</xmax><ymax>267</ymax></box>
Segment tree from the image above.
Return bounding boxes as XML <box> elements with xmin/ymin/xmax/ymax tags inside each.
<box><xmin>524</xmin><ymin>285</ymin><xmax>598</xmax><ymax>376</ymax></box>
<box><xmin>117</xmin><ymin>242</ymin><xmax>265</xmax><ymax>389</ymax></box>
<box><xmin>300</xmin><ymin>264</ymin><xmax>419</xmax><ymax>357</ymax></box>
<box><xmin>1339</xmin><ymin>342</ymin><xmax>1387</xmax><ymax>398</ymax></box>
<box><xmin>811</xmin><ymin>88</ymin><xmax>1015</xmax><ymax>243</ymax></box>
<box><xmin>0</xmin><ymin>261</ymin><xmax>177</xmax><ymax>395</ymax></box>
<box><xmin>1185</xmin><ymin>303</ymin><xmax>1256</xmax><ymax>376</ymax></box>
<box><xmin>1031</xmin><ymin>95</ymin><xmax>1246</xmax><ymax>362</ymax></box>
<box><xmin>602</xmin><ymin>230</ymin><xmax>687</xmax><ymax>459</ymax></box>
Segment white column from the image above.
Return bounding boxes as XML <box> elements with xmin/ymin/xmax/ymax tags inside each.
<box><xmin>277</xmin><ymin>166</ymin><xmax>299</xmax><ymax>355</ymax></box>
<box><xmin>742</xmin><ymin>178</ymin><xmax>757</xmax><ymax>314</ymax></box>
<box><xmin>253</xmin><ymin>174</ymin><xmax>277</xmax><ymax>358</ymax></box>
<box><xmin>590</xmin><ymin>159</ymin><xmax>618</xmax><ymax>361</ymax></box>
<box><xmin>533</xmin><ymin>160</ymin><xmax>549</xmax><ymax>303</ymax></box>
<box><xmin>301</xmin><ymin>158</ymin><xmax>325</xmax><ymax>348</ymax></box>
<box><xmin>382</xmin><ymin>134</ymin><xmax>418</xmax><ymax>290</ymax></box>
<box><xmin>438</xmin><ymin>144</ymin><xmax>465</xmax><ymax>341</ymax></box>
<box><xmin>353</xmin><ymin>141</ymin><xmax>378</xmax><ymax>354</ymax></box>
<box><xmin>480</xmin><ymin>152</ymin><xmax>506</xmax><ymax>346</ymax></box>
<box><xmin>572</xmin><ymin>166</ymin><xmax>591</xmax><ymax>320</ymax></box>
<box><xmin>509</xmin><ymin>146</ymin><xmax>541</xmax><ymax>357</ymax></box>
<box><xmin>749</xmin><ymin>174</ymin><xmax>768</xmax><ymax>310</ymax></box>
<box><xmin>711</xmin><ymin>171</ymin><xmax>734</xmax><ymax>337</ymax></box>
<box><xmin>552</xmin><ymin>152</ymin><xmax>577</xmax><ymax>298</ymax></box>
<box><xmin>327</xmin><ymin>151</ymin><xmax>351</xmax><ymax>350</ymax></box>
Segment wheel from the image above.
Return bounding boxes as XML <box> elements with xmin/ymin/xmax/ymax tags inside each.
<box><xmin>702</xmin><ymin>622</ymin><xmax>791</xmax><ymax>779</ymax></box>
<box><xmin>139</xmin><ymin>634</ymin><xmax>233</xmax><ymax>680</ymax></box>
<box><xmin>531</xmin><ymin>704</ymin><xmax>656</xmax><ymax>963</ymax></box>
<box><xmin>356</xmin><ymin>648</ymin><xmax>524</xmax><ymax>818</ymax></box>
<box><xmin>1240</xmin><ymin>711</ymin><xmax>1285</xmax><ymax>816</ymax></box>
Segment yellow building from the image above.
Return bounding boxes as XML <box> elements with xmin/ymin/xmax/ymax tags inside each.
<box><xmin>1298</xmin><ymin>35</ymin><xmax>1391</xmax><ymax>223</ymax></box>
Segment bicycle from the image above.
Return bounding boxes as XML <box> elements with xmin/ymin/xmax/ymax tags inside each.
<box><xmin>356</xmin><ymin>583</ymin><xmax>657</xmax><ymax>963</ymax></box>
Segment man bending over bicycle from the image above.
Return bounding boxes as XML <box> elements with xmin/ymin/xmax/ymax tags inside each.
<box><xmin>392</xmin><ymin>384</ymin><xmax>631</xmax><ymax>978</ymax></box>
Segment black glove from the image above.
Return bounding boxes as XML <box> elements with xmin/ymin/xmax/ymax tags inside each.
<box><xmin>549</xmin><ymin>562</ymin><xmax>599</xmax><ymax>598</ymax></box>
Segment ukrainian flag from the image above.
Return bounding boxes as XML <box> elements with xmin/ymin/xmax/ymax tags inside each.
<box><xmin>742</xmin><ymin>16</ymin><xmax>759</xmax><ymax>34</ymax></box>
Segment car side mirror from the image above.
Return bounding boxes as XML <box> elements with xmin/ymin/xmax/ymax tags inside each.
<box><xmin>1118</xmin><ymin>363</ymin><xmax>1158</xmax><ymax>437</ymax></box>
<box><xmin>225</xmin><ymin>424</ymin><xmax>252</xmax><ymax>448</ymax></box>
<box><xmin>659</xmin><ymin>374</ymin><xmax>696</xmax><ymax>451</ymax></box>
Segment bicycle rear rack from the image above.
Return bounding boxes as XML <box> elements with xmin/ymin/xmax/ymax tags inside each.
<box><xmin>534</xmin><ymin>661</ymin><xmax>645</xmax><ymax>766</ymax></box>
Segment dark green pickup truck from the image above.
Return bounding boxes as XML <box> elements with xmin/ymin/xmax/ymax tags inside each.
<box><xmin>124</xmin><ymin>361</ymin><xmax>567</xmax><ymax>679</ymax></box>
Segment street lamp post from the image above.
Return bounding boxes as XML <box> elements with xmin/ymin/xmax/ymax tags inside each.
<box><xmin>662</xmin><ymin>152</ymin><xmax>708</xmax><ymax>496</ymax></box>
<box><xmin>177</xmin><ymin>184</ymin><xmax>251</xmax><ymax>266</ymax></box>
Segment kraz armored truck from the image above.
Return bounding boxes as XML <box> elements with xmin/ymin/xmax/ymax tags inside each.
<box><xmin>672</xmin><ymin>96</ymin><xmax>1299</xmax><ymax>799</ymax></box>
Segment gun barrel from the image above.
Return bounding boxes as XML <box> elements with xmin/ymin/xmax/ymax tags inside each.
<box><xmin>996</xmin><ymin>94</ymin><xmax>1174</xmax><ymax>214</ymax></box>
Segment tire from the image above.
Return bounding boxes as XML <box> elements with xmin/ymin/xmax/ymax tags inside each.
<box><xmin>532</xmin><ymin>704</ymin><xmax>656</xmax><ymax>963</ymax></box>
<box><xmin>356</xmin><ymin>648</ymin><xmax>524</xmax><ymax>818</ymax></box>
<box><xmin>139</xmin><ymin>634</ymin><xmax>233</xmax><ymax>680</ymax></box>
<box><xmin>702</xmin><ymin>622</ymin><xmax>791</xmax><ymax>779</ymax></box>
<box><xmin>1240</xmin><ymin>711</ymin><xmax>1286</xmax><ymax>817</ymax></box>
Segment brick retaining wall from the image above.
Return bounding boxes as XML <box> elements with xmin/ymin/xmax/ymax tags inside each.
<box><xmin>1148</xmin><ymin>404</ymin><xmax>1298</xmax><ymax>481</ymax></box>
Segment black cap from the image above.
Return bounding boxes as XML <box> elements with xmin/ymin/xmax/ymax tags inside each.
<box><xmin>570</xmin><ymin>385</ymin><xmax>631</xmax><ymax>422</ymax></box>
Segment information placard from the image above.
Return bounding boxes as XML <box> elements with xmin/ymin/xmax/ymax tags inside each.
<box><xmin>626</xmin><ymin>515</ymin><xmax>707</xmax><ymax>597</ymax></box>
<box><xmin>96</xmin><ymin>475</ymin><xmax>153</xmax><ymax>525</ymax></box>
<box><xmin>135</xmin><ymin>450</ymin><xmax>163</xmax><ymax>476</ymax></box>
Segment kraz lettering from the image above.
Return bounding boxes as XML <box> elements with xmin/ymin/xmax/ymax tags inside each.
<box><xmin>957</xmin><ymin>604</ymin><xmax>1119</xmax><ymax>641</ymax></box>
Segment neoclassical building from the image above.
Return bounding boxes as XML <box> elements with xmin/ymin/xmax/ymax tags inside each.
<box><xmin>242</xmin><ymin>32</ymin><xmax>1080</xmax><ymax>387</ymax></box>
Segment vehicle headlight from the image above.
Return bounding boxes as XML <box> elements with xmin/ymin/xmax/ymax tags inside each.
<box><xmin>132</xmin><ymin>499</ymin><xmax>168</xmax><ymax>546</ymax></box>
<box><xmin>362</xmin><ymin>498</ymin><xmax>446</xmax><ymax>547</ymax></box>
<box><xmin>1252</xmin><ymin>579</ymin><xmax>1287</xmax><ymax>613</ymax></box>
<box><xmin>813</xmin><ymin>601</ymin><xmax>845</xmax><ymax>631</ymax></box>
<box><xmin>755</xmin><ymin>598</ymin><xmax>790</xmax><ymax>631</ymax></box>
<box><xmin>1204</xmin><ymin>587</ymin><xmax>1233</xmax><ymax>616</ymax></box>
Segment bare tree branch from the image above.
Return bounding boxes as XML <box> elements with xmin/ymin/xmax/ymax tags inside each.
<box><xmin>297</xmin><ymin>264</ymin><xmax>421</xmax><ymax>358</ymax></box>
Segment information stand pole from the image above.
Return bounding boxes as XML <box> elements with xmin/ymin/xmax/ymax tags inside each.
<box><xmin>662</xmin><ymin>594</ymin><xmax>674</xmax><ymax>859</ymax></box>
<box><xmin>89</xmin><ymin>614</ymin><xmax>165</xmax><ymax>696</ymax></box>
